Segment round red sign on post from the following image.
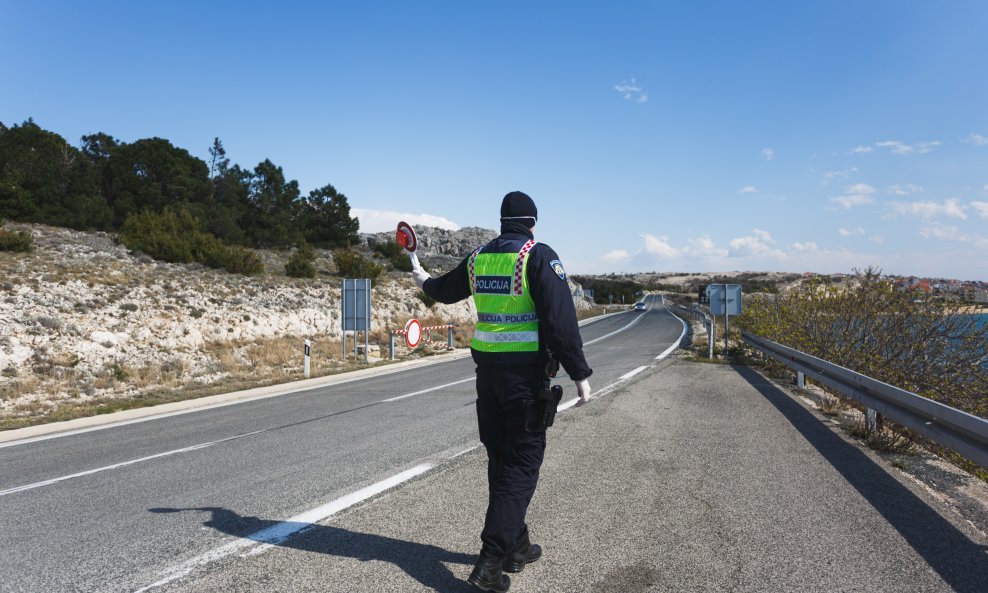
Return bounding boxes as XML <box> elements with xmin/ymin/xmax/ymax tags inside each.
<box><xmin>404</xmin><ymin>318</ymin><xmax>422</xmax><ymax>348</ymax></box>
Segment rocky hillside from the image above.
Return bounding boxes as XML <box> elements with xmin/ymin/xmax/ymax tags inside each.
<box><xmin>0</xmin><ymin>223</ymin><xmax>592</xmax><ymax>425</ymax></box>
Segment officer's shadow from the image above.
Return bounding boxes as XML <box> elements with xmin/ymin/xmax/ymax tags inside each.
<box><xmin>149</xmin><ymin>506</ymin><xmax>477</xmax><ymax>592</ymax></box>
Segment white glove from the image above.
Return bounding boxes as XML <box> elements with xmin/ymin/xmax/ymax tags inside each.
<box><xmin>412</xmin><ymin>268</ymin><xmax>431</xmax><ymax>289</ymax></box>
<box><xmin>574</xmin><ymin>379</ymin><xmax>591</xmax><ymax>407</ymax></box>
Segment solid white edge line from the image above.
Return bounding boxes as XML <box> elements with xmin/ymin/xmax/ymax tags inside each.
<box><xmin>3</xmin><ymin>375</ymin><xmax>474</xmax><ymax>497</ymax></box>
<box><xmin>134</xmin><ymin>464</ymin><xmax>434</xmax><ymax>593</ymax></box>
<box><xmin>0</xmin><ymin>432</ymin><xmax>265</xmax><ymax>498</ymax></box>
<box><xmin>0</xmin><ymin>363</ymin><xmax>455</xmax><ymax>450</ymax></box>
<box><xmin>382</xmin><ymin>377</ymin><xmax>473</xmax><ymax>402</ymax></box>
<box><xmin>619</xmin><ymin>366</ymin><xmax>648</xmax><ymax>381</ymax></box>
<box><xmin>657</xmin><ymin>301</ymin><xmax>689</xmax><ymax>360</ymax></box>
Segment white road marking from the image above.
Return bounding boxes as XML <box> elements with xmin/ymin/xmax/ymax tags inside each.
<box><xmin>0</xmin><ymin>431</ymin><xmax>264</xmax><ymax>498</ymax></box>
<box><xmin>0</xmin><ymin>358</ymin><xmax>473</xmax><ymax>450</ymax></box>
<box><xmin>451</xmin><ymin>445</ymin><xmax>480</xmax><ymax>458</ymax></box>
<box><xmin>619</xmin><ymin>366</ymin><xmax>649</xmax><ymax>381</ymax></box>
<box><xmin>134</xmin><ymin>464</ymin><xmax>434</xmax><ymax>593</ymax></box>
<box><xmin>381</xmin><ymin>377</ymin><xmax>473</xmax><ymax>402</ymax></box>
<box><xmin>3</xmin><ymin>377</ymin><xmax>473</xmax><ymax>498</ymax></box>
<box><xmin>657</xmin><ymin>304</ymin><xmax>689</xmax><ymax>359</ymax></box>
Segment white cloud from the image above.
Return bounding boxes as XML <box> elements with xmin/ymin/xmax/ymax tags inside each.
<box><xmin>685</xmin><ymin>235</ymin><xmax>729</xmax><ymax>258</ymax></box>
<box><xmin>887</xmin><ymin>183</ymin><xmax>924</xmax><ymax>196</ymax></box>
<box><xmin>821</xmin><ymin>167</ymin><xmax>858</xmax><ymax>184</ymax></box>
<box><xmin>614</xmin><ymin>78</ymin><xmax>647</xmax><ymax>103</ymax></box>
<box><xmin>729</xmin><ymin>229</ymin><xmax>780</xmax><ymax>257</ymax></box>
<box><xmin>850</xmin><ymin>145</ymin><xmax>875</xmax><ymax>154</ymax></box>
<box><xmin>738</xmin><ymin>186</ymin><xmax>758</xmax><ymax>194</ymax></box>
<box><xmin>838</xmin><ymin>227</ymin><xmax>865</xmax><ymax>237</ymax></box>
<box><xmin>874</xmin><ymin>140</ymin><xmax>941</xmax><ymax>155</ymax></box>
<box><xmin>869</xmin><ymin>235</ymin><xmax>884</xmax><ymax>245</ymax></box>
<box><xmin>752</xmin><ymin>228</ymin><xmax>773</xmax><ymax>242</ymax></box>
<box><xmin>760</xmin><ymin>148</ymin><xmax>775</xmax><ymax>161</ymax></box>
<box><xmin>350</xmin><ymin>208</ymin><xmax>461</xmax><ymax>233</ymax></box>
<box><xmin>636</xmin><ymin>234</ymin><xmax>733</xmax><ymax>261</ymax></box>
<box><xmin>847</xmin><ymin>183</ymin><xmax>876</xmax><ymax>195</ymax></box>
<box><xmin>601</xmin><ymin>249</ymin><xmax>630</xmax><ymax>262</ymax></box>
<box><xmin>919</xmin><ymin>225</ymin><xmax>988</xmax><ymax>249</ymax></box>
<box><xmin>790</xmin><ymin>241</ymin><xmax>818</xmax><ymax>252</ymax></box>
<box><xmin>886</xmin><ymin>198</ymin><xmax>968</xmax><ymax>220</ymax></box>
<box><xmin>832</xmin><ymin>195</ymin><xmax>873</xmax><ymax>208</ymax></box>
<box><xmin>830</xmin><ymin>183</ymin><xmax>876</xmax><ymax>209</ymax></box>
<box><xmin>963</xmin><ymin>133</ymin><xmax>988</xmax><ymax>146</ymax></box>
<box><xmin>971</xmin><ymin>201</ymin><xmax>988</xmax><ymax>218</ymax></box>
<box><xmin>919</xmin><ymin>225</ymin><xmax>958</xmax><ymax>240</ymax></box>
<box><xmin>641</xmin><ymin>234</ymin><xmax>681</xmax><ymax>258</ymax></box>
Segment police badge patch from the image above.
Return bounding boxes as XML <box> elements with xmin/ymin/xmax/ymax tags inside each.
<box><xmin>549</xmin><ymin>259</ymin><xmax>566</xmax><ymax>280</ymax></box>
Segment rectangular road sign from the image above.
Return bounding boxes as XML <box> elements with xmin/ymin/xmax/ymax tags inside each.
<box><xmin>341</xmin><ymin>278</ymin><xmax>372</xmax><ymax>331</ymax></box>
<box><xmin>707</xmin><ymin>284</ymin><xmax>742</xmax><ymax>316</ymax></box>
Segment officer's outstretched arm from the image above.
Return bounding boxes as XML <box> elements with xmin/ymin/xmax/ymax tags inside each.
<box><xmin>413</xmin><ymin>256</ymin><xmax>472</xmax><ymax>304</ymax></box>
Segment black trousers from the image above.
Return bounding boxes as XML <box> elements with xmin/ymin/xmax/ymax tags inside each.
<box><xmin>475</xmin><ymin>364</ymin><xmax>547</xmax><ymax>556</ymax></box>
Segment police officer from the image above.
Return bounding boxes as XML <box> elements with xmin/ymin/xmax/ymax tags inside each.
<box><xmin>411</xmin><ymin>191</ymin><xmax>593</xmax><ymax>592</ymax></box>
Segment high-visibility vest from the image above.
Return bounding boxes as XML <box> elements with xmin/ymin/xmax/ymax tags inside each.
<box><xmin>468</xmin><ymin>239</ymin><xmax>539</xmax><ymax>353</ymax></box>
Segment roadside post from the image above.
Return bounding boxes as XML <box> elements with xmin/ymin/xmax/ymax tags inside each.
<box><xmin>707</xmin><ymin>284</ymin><xmax>743</xmax><ymax>357</ymax></box>
<box><xmin>304</xmin><ymin>339</ymin><xmax>311</xmax><ymax>378</ymax></box>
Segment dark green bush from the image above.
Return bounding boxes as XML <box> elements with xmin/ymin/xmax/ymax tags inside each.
<box><xmin>120</xmin><ymin>208</ymin><xmax>263</xmax><ymax>275</ymax></box>
<box><xmin>0</xmin><ymin>225</ymin><xmax>33</xmax><ymax>252</ymax></box>
<box><xmin>333</xmin><ymin>248</ymin><xmax>383</xmax><ymax>282</ymax></box>
<box><xmin>285</xmin><ymin>241</ymin><xmax>316</xmax><ymax>278</ymax></box>
<box><xmin>224</xmin><ymin>246</ymin><xmax>264</xmax><ymax>276</ymax></box>
<box><xmin>416</xmin><ymin>291</ymin><xmax>436</xmax><ymax>308</ymax></box>
<box><xmin>371</xmin><ymin>238</ymin><xmax>413</xmax><ymax>272</ymax></box>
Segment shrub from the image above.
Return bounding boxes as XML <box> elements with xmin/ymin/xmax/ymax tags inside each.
<box><xmin>285</xmin><ymin>241</ymin><xmax>316</xmax><ymax>278</ymax></box>
<box><xmin>0</xmin><ymin>224</ymin><xmax>33</xmax><ymax>252</ymax></box>
<box><xmin>333</xmin><ymin>248</ymin><xmax>383</xmax><ymax>282</ymax></box>
<box><xmin>120</xmin><ymin>208</ymin><xmax>263</xmax><ymax>275</ymax></box>
<box><xmin>371</xmin><ymin>238</ymin><xmax>413</xmax><ymax>272</ymax></box>
<box><xmin>119</xmin><ymin>209</ymin><xmax>196</xmax><ymax>263</ymax></box>
<box><xmin>221</xmin><ymin>246</ymin><xmax>264</xmax><ymax>276</ymax></box>
<box><xmin>416</xmin><ymin>291</ymin><xmax>436</xmax><ymax>308</ymax></box>
<box><xmin>738</xmin><ymin>267</ymin><xmax>988</xmax><ymax>420</ymax></box>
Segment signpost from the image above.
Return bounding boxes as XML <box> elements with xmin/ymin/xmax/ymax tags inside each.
<box><xmin>706</xmin><ymin>284</ymin><xmax>742</xmax><ymax>356</ymax></box>
<box><xmin>341</xmin><ymin>278</ymin><xmax>372</xmax><ymax>362</ymax></box>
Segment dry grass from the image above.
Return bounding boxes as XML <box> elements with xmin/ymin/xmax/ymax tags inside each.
<box><xmin>818</xmin><ymin>393</ymin><xmax>844</xmax><ymax>416</ymax></box>
<box><xmin>0</xmin><ymin>377</ymin><xmax>40</xmax><ymax>400</ymax></box>
<box><xmin>849</xmin><ymin>416</ymin><xmax>916</xmax><ymax>454</ymax></box>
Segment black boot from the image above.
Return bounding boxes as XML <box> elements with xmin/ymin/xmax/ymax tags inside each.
<box><xmin>503</xmin><ymin>529</ymin><xmax>542</xmax><ymax>573</ymax></box>
<box><xmin>468</xmin><ymin>548</ymin><xmax>511</xmax><ymax>592</ymax></box>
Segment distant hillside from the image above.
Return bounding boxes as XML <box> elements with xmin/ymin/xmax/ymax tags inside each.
<box><xmin>0</xmin><ymin>223</ymin><xmax>497</xmax><ymax>428</ymax></box>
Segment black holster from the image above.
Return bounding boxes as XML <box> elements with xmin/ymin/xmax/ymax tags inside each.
<box><xmin>525</xmin><ymin>383</ymin><xmax>563</xmax><ymax>432</ymax></box>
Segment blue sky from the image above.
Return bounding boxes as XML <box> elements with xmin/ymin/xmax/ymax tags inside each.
<box><xmin>3</xmin><ymin>1</ymin><xmax>988</xmax><ymax>280</ymax></box>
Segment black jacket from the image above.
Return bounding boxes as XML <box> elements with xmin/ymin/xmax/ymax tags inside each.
<box><xmin>422</xmin><ymin>223</ymin><xmax>593</xmax><ymax>381</ymax></box>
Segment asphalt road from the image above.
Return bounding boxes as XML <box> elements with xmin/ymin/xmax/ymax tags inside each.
<box><xmin>0</xmin><ymin>294</ymin><xmax>684</xmax><ymax>593</ymax></box>
<box><xmin>150</xmin><ymin>357</ymin><xmax>988</xmax><ymax>593</ymax></box>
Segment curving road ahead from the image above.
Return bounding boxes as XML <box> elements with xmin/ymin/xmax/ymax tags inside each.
<box><xmin>0</xmin><ymin>294</ymin><xmax>684</xmax><ymax>593</ymax></box>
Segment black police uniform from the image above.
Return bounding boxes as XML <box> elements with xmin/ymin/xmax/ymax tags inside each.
<box><xmin>422</xmin><ymin>219</ymin><xmax>593</xmax><ymax>562</ymax></box>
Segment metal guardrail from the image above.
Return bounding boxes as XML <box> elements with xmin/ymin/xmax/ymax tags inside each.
<box><xmin>742</xmin><ymin>331</ymin><xmax>988</xmax><ymax>469</ymax></box>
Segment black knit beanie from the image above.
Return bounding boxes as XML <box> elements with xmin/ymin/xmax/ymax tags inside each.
<box><xmin>500</xmin><ymin>191</ymin><xmax>538</xmax><ymax>224</ymax></box>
